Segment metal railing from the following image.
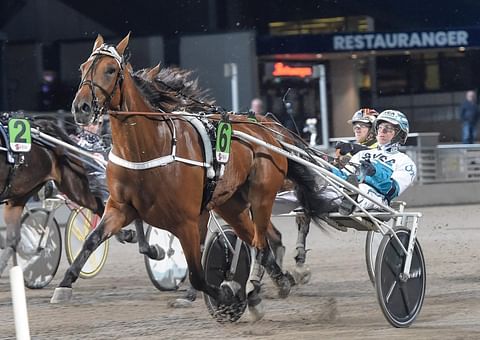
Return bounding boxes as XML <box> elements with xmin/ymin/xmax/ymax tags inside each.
<box><xmin>405</xmin><ymin>144</ymin><xmax>480</xmax><ymax>183</ymax></box>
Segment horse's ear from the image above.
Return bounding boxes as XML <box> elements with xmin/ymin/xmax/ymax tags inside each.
<box><xmin>126</xmin><ymin>63</ymin><xmax>133</xmax><ymax>73</ymax></box>
<box><xmin>92</xmin><ymin>34</ymin><xmax>104</xmax><ymax>52</ymax></box>
<box><xmin>116</xmin><ymin>32</ymin><xmax>131</xmax><ymax>56</ymax></box>
<box><xmin>146</xmin><ymin>63</ymin><xmax>161</xmax><ymax>80</ymax></box>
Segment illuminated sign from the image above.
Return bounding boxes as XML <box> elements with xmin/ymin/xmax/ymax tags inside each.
<box><xmin>257</xmin><ymin>28</ymin><xmax>480</xmax><ymax>56</ymax></box>
<box><xmin>333</xmin><ymin>30</ymin><xmax>469</xmax><ymax>51</ymax></box>
<box><xmin>272</xmin><ymin>62</ymin><xmax>313</xmax><ymax>78</ymax></box>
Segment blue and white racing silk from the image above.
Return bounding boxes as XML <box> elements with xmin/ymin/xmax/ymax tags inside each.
<box><xmin>345</xmin><ymin>143</ymin><xmax>416</xmax><ymax>210</ymax></box>
<box><xmin>347</xmin><ymin>143</ymin><xmax>416</xmax><ymax>198</ymax></box>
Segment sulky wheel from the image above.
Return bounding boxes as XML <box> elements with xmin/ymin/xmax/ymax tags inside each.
<box><xmin>17</xmin><ymin>208</ymin><xmax>62</xmax><ymax>289</ymax></box>
<box><xmin>144</xmin><ymin>225</ymin><xmax>188</xmax><ymax>291</ymax></box>
<box><xmin>365</xmin><ymin>230</ymin><xmax>383</xmax><ymax>285</ymax></box>
<box><xmin>203</xmin><ymin>225</ymin><xmax>251</xmax><ymax>323</ymax></box>
<box><xmin>375</xmin><ymin>228</ymin><xmax>426</xmax><ymax>327</ymax></box>
<box><xmin>65</xmin><ymin>207</ymin><xmax>109</xmax><ymax>279</ymax></box>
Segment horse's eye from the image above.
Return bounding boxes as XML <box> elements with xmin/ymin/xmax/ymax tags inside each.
<box><xmin>106</xmin><ymin>67</ymin><xmax>116</xmax><ymax>75</ymax></box>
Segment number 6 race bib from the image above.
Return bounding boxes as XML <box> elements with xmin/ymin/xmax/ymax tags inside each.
<box><xmin>215</xmin><ymin>122</ymin><xmax>232</xmax><ymax>163</ymax></box>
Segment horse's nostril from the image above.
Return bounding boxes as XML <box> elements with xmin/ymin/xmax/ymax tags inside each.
<box><xmin>81</xmin><ymin>102</ymin><xmax>91</xmax><ymax>113</ymax></box>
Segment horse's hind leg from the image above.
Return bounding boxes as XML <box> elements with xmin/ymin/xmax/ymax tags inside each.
<box><xmin>293</xmin><ymin>214</ymin><xmax>312</xmax><ymax>284</ymax></box>
<box><xmin>267</xmin><ymin>222</ymin><xmax>285</xmax><ymax>269</ymax></box>
<box><xmin>51</xmin><ymin>203</ymin><xmax>135</xmax><ymax>303</ymax></box>
<box><xmin>0</xmin><ymin>203</ymin><xmax>26</xmax><ymax>277</ymax></box>
<box><xmin>248</xmin><ymin>191</ymin><xmax>296</xmax><ymax>298</ymax></box>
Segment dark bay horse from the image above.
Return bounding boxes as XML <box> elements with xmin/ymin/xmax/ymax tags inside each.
<box><xmin>0</xmin><ymin>119</ymin><xmax>104</xmax><ymax>276</ymax></box>
<box><xmin>52</xmin><ymin>34</ymin><xmax>332</xmax><ymax>319</ymax></box>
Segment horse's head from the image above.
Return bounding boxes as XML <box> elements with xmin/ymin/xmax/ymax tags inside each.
<box><xmin>71</xmin><ymin>33</ymin><xmax>130</xmax><ymax>125</ymax></box>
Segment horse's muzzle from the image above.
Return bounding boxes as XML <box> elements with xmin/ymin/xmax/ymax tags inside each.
<box><xmin>71</xmin><ymin>99</ymin><xmax>95</xmax><ymax>126</ymax></box>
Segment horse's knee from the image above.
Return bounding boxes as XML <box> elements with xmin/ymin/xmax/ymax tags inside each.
<box><xmin>83</xmin><ymin>225</ymin><xmax>106</xmax><ymax>251</ymax></box>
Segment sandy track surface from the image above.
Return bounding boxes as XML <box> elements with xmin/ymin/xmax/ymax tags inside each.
<box><xmin>1</xmin><ymin>204</ymin><xmax>480</xmax><ymax>339</ymax></box>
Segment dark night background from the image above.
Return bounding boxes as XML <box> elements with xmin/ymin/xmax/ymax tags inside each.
<box><xmin>2</xmin><ymin>0</ymin><xmax>480</xmax><ymax>38</ymax></box>
<box><xmin>1</xmin><ymin>0</ymin><xmax>480</xmax><ymax>141</ymax></box>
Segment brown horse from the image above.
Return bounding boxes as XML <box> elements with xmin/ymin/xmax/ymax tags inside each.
<box><xmin>52</xmin><ymin>34</ymin><xmax>332</xmax><ymax>319</ymax></box>
<box><xmin>0</xmin><ymin>119</ymin><xmax>104</xmax><ymax>276</ymax></box>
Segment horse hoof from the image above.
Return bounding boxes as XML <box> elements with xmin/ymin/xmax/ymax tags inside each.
<box><xmin>221</xmin><ymin>280</ymin><xmax>241</xmax><ymax>295</ymax></box>
<box><xmin>248</xmin><ymin>302</ymin><xmax>265</xmax><ymax>322</ymax></box>
<box><xmin>185</xmin><ymin>289</ymin><xmax>197</xmax><ymax>302</ymax></box>
<box><xmin>115</xmin><ymin>230</ymin><xmax>138</xmax><ymax>244</ymax></box>
<box><xmin>285</xmin><ymin>271</ymin><xmax>297</xmax><ymax>286</ymax></box>
<box><xmin>149</xmin><ymin>244</ymin><xmax>165</xmax><ymax>261</ymax></box>
<box><xmin>276</xmin><ymin>275</ymin><xmax>291</xmax><ymax>299</ymax></box>
<box><xmin>167</xmin><ymin>298</ymin><xmax>193</xmax><ymax>308</ymax></box>
<box><xmin>293</xmin><ymin>265</ymin><xmax>311</xmax><ymax>285</ymax></box>
<box><xmin>125</xmin><ymin>230</ymin><xmax>138</xmax><ymax>243</ymax></box>
<box><xmin>220</xmin><ymin>280</ymin><xmax>241</xmax><ymax>304</ymax></box>
<box><xmin>50</xmin><ymin>287</ymin><xmax>73</xmax><ymax>304</ymax></box>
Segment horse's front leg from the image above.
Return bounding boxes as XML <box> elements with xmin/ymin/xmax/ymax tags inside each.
<box><xmin>170</xmin><ymin>209</ymin><xmax>210</xmax><ymax>308</ymax></box>
<box><xmin>0</xmin><ymin>203</ymin><xmax>25</xmax><ymax>277</ymax></box>
<box><xmin>51</xmin><ymin>203</ymin><xmax>135</xmax><ymax>303</ymax></box>
<box><xmin>134</xmin><ymin>220</ymin><xmax>165</xmax><ymax>260</ymax></box>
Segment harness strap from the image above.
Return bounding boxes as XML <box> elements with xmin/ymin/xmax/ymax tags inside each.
<box><xmin>108</xmin><ymin>152</ymin><xmax>210</xmax><ymax>170</ymax></box>
<box><xmin>180</xmin><ymin>113</ymin><xmax>215</xmax><ymax>179</ymax></box>
<box><xmin>108</xmin><ymin>115</ymin><xmax>214</xmax><ymax>173</ymax></box>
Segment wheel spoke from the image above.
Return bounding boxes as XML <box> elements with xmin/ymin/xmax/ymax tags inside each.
<box><xmin>385</xmin><ymin>279</ymin><xmax>397</xmax><ymax>303</ymax></box>
<box><xmin>400</xmin><ymin>284</ymin><xmax>411</xmax><ymax>314</ymax></box>
<box><xmin>72</xmin><ymin>225</ymin><xmax>86</xmax><ymax>241</ymax></box>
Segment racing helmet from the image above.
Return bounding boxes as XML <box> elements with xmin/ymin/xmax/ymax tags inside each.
<box><xmin>374</xmin><ymin>110</ymin><xmax>410</xmax><ymax>144</ymax></box>
<box><xmin>348</xmin><ymin>108</ymin><xmax>379</xmax><ymax>125</ymax></box>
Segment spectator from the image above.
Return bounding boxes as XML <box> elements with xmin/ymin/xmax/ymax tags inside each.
<box><xmin>460</xmin><ymin>90</ymin><xmax>479</xmax><ymax>144</ymax></box>
<box><xmin>250</xmin><ymin>98</ymin><xmax>264</xmax><ymax>115</ymax></box>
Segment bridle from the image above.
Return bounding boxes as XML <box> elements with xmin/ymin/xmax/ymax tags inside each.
<box><xmin>77</xmin><ymin>44</ymin><xmax>125</xmax><ymax>124</ymax></box>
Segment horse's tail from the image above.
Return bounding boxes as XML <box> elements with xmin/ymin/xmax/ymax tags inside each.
<box><xmin>286</xmin><ymin>158</ymin><xmax>338</xmax><ymax>225</ymax></box>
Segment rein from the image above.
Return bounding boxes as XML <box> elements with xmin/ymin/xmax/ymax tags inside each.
<box><xmin>78</xmin><ymin>45</ymin><xmax>125</xmax><ymax>123</ymax></box>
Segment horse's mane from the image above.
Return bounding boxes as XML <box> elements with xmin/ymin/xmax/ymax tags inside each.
<box><xmin>132</xmin><ymin>66</ymin><xmax>215</xmax><ymax>113</ymax></box>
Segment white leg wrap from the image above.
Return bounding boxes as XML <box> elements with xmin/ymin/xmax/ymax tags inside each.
<box><xmin>246</xmin><ymin>255</ymin><xmax>265</xmax><ymax>295</ymax></box>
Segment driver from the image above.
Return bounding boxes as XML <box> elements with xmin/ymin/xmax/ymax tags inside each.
<box><xmin>331</xmin><ymin>109</ymin><xmax>417</xmax><ymax>213</ymax></box>
<box><xmin>334</xmin><ymin>108</ymin><xmax>379</xmax><ymax>168</ymax></box>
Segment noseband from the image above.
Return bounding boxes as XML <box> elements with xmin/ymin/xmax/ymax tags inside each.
<box><xmin>78</xmin><ymin>44</ymin><xmax>125</xmax><ymax>123</ymax></box>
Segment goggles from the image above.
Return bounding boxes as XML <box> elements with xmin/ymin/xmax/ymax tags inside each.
<box><xmin>352</xmin><ymin>123</ymin><xmax>370</xmax><ymax>130</ymax></box>
<box><xmin>377</xmin><ymin>123</ymin><xmax>398</xmax><ymax>134</ymax></box>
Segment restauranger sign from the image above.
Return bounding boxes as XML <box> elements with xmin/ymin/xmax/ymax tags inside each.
<box><xmin>333</xmin><ymin>30</ymin><xmax>469</xmax><ymax>51</ymax></box>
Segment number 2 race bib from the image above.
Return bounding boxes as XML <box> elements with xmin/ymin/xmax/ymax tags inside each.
<box><xmin>8</xmin><ymin>118</ymin><xmax>32</xmax><ymax>152</ymax></box>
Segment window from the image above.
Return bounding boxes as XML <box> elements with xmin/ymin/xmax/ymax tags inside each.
<box><xmin>376</xmin><ymin>50</ymin><xmax>480</xmax><ymax>95</ymax></box>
